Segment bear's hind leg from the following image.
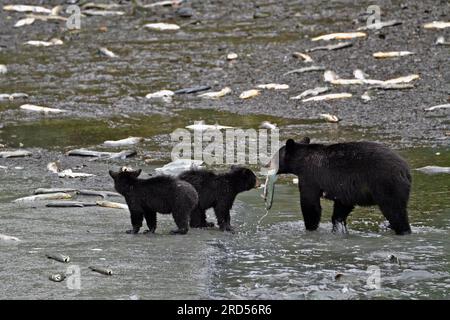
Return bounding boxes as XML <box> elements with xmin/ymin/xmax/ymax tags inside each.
<box><xmin>331</xmin><ymin>201</ymin><xmax>354</xmax><ymax>234</ymax></box>
<box><xmin>379</xmin><ymin>201</ymin><xmax>411</xmax><ymax>235</ymax></box>
<box><xmin>170</xmin><ymin>210</ymin><xmax>189</xmax><ymax>235</ymax></box>
<box><xmin>299</xmin><ymin>187</ymin><xmax>322</xmax><ymax>231</ymax></box>
<box><xmin>189</xmin><ymin>207</ymin><xmax>203</xmax><ymax>228</ymax></box>
<box><xmin>215</xmin><ymin>203</ymin><xmax>234</xmax><ymax>233</ymax></box>
<box><xmin>143</xmin><ymin>211</ymin><xmax>157</xmax><ymax>234</ymax></box>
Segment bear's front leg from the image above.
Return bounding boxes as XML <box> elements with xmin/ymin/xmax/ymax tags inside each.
<box><xmin>127</xmin><ymin>209</ymin><xmax>144</xmax><ymax>234</ymax></box>
<box><xmin>299</xmin><ymin>186</ymin><xmax>322</xmax><ymax>231</ymax></box>
<box><xmin>170</xmin><ymin>210</ymin><xmax>189</xmax><ymax>235</ymax></box>
<box><xmin>215</xmin><ymin>203</ymin><xmax>234</xmax><ymax>233</ymax></box>
<box><xmin>143</xmin><ymin>211</ymin><xmax>157</xmax><ymax>234</ymax></box>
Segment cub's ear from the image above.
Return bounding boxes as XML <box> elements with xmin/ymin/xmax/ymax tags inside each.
<box><xmin>109</xmin><ymin>170</ymin><xmax>118</xmax><ymax>179</ymax></box>
<box><xmin>285</xmin><ymin>139</ymin><xmax>296</xmax><ymax>153</ymax></box>
<box><xmin>130</xmin><ymin>169</ymin><xmax>142</xmax><ymax>178</ymax></box>
<box><xmin>299</xmin><ymin>137</ymin><xmax>310</xmax><ymax>144</ymax></box>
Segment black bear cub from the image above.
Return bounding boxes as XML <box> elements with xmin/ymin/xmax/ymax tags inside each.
<box><xmin>269</xmin><ymin>137</ymin><xmax>412</xmax><ymax>235</ymax></box>
<box><xmin>109</xmin><ymin>167</ymin><xmax>198</xmax><ymax>235</ymax></box>
<box><xmin>179</xmin><ymin>166</ymin><xmax>259</xmax><ymax>232</ymax></box>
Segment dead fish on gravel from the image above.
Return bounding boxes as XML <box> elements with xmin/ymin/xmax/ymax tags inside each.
<box><xmin>144</xmin><ymin>23</ymin><xmax>180</xmax><ymax>31</ymax></box>
<box><xmin>47</xmin><ymin>161</ymin><xmax>60</xmax><ymax>173</ymax></box>
<box><xmin>302</xmin><ymin>93</ymin><xmax>352</xmax><ymax>102</ymax></box>
<box><xmin>306</xmin><ymin>41</ymin><xmax>352</xmax><ymax>52</ymax></box>
<box><xmin>198</xmin><ymin>87</ymin><xmax>231</xmax><ymax>99</ymax></box>
<box><xmin>185</xmin><ymin>121</ymin><xmax>233</xmax><ymax>131</ymax></box>
<box><xmin>0</xmin><ymin>150</ymin><xmax>32</xmax><ymax>158</ymax></box>
<box><xmin>34</xmin><ymin>188</ymin><xmax>77</xmax><ymax>195</ymax></box>
<box><xmin>257</xmin><ymin>83</ymin><xmax>289</xmax><ymax>90</ymax></box>
<box><xmin>227</xmin><ymin>53</ymin><xmax>238</xmax><ymax>60</ymax></box>
<box><xmin>3</xmin><ymin>5</ymin><xmax>51</xmax><ymax>14</ymax></box>
<box><xmin>259</xmin><ymin>121</ymin><xmax>277</xmax><ymax>130</ymax></box>
<box><xmin>175</xmin><ymin>86</ymin><xmax>211</xmax><ymax>94</ymax></box>
<box><xmin>353</xmin><ymin>69</ymin><xmax>368</xmax><ymax>80</ymax></box>
<box><xmin>58</xmin><ymin>169</ymin><xmax>95</xmax><ymax>178</ymax></box>
<box><xmin>435</xmin><ymin>36</ymin><xmax>450</xmax><ymax>46</ymax></box>
<box><xmin>66</xmin><ymin>148</ymin><xmax>136</xmax><ymax>159</ymax></box>
<box><xmin>46</xmin><ymin>253</ymin><xmax>70</xmax><ymax>263</ymax></box>
<box><xmin>290</xmin><ymin>87</ymin><xmax>329</xmax><ymax>100</ymax></box>
<box><xmin>98</xmin><ymin>47</ymin><xmax>118</xmax><ymax>58</ymax></box>
<box><xmin>89</xmin><ymin>266</ymin><xmax>113</xmax><ymax>276</ymax></box>
<box><xmin>155</xmin><ymin>159</ymin><xmax>204</xmax><ymax>175</ymax></box>
<box><xmin>320</xmin><ymin>114</ymin><xmax>340</xmax><ymax>123</ymax></box>
<box><xmin>283</xmin><ymin>66</ymin><xmax>325</xmax><ymax>76</ymax></box>
<box><xmin>239</xmin><ymin>89</ymin><xmax>260</xmax><ymax>99</ymax></box>
<box><xmin>25</xmin><ymin>39</ymin><xmax>63</xmax><ymax>47</ymax></box>
<box><xmin>0</xmin><ymin>234</ymin><xmax>20</xmax><ymax>242</ymax></box>
<box><xmin>361</xmin><ymin>91</ymin><xmax>371</xmax><ymax>102</ymax></box>
<box><xmin>49</xmin><ymin>273</ymin><xmax>66</xmax><ymax>282</ymax></box>
<box><xmin>25</xmin><ymin>13</ymin><xmax>67</xmax><ymax>22</ymax></box>
<box><xmin>383</xmin><ymin>74</ymin><xmax>419</xmax><ymax>84</ymax></box>
<box><xmin>423</xmin><ymin>21</ymin><xmax>450</xmax><ymax>29</ymax></box>
<box><xmin>415</xmin><ymin>166</ymin><xmax>450</xmax><ymax>174</ymax></box>
<box><xmin>369</xmin><ymin>83</ymin><xmax>415</xmax><ymax>90</ymax></box>
<box><xmin>82</xmin><ymin>9</ymin><xmax>125</xmax><ymax>16</ymax></box>
<box><xmin>145</xmin><ymin>90</ymin><xmax>174</xmax><ymax>101</ymax></box>
<box><xmin>292</xmin><ymin>52</ymin><xmax>313</xmax><ymax>62</ymax></box>
<box><xmin>0</xmin><ymin>65</ymin><xmax>7</xmax><ymax>74</ymax></box>
<box><xmin>373</xmin><ymin>51</ymin><xmax>415</xmax><ymax>59</ymax></box>
<box><xmin>103</xmin><ymin>137</ymin><xmax>143</xmax><ymax>147</ymax></box>
<box><xmin>81</xmin><ymin>3</ymin><xmax>122</xmax><ymax>10</ymax></box>
<box><xmin>14</xmin><ymin>17</ymin><xmax>35</xmax><ymax>28</ymax></box>
<box><xmin>357</xmin><ymin>20</ymin><xmax>402</xmax><ymax>30</ymax></box>
<box><xmin>77</xmin><ymin>190</ymin><xmax>120</xmax><ymax>198</ymax></box>
<box><xmin>424</xmin><ymin>104</ymin><xmax>450</xmax><ymax>111</ymax></box>
<box><xmin>96</xmin><ymin>200</ymin><xmax>128</xmax><ymax>210</ymax></box>
<box><xmin>46</xmin><ymin>201</ymin><xmax>96</xmax><ymax>208</ymax></box>
<box><xmin>1</xmin><ymin>93</ymin><xmax>29</xmax><ymax>100</ymax></box>
<box><xmin>311</xmin><ymin>32</ymin><xmax>366</xmax><ymax>41</ymax></box>
<box><xmin>13</xmin><ymin>193</ymin><xmax>72</xmax><ymax>203</ymax></box>
<box><xmin>20</xmin><ymin>104</ymin><xmax>66</xmax><ymax>113</ymax></box>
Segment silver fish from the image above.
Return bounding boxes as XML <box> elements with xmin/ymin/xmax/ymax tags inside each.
<box><xmin>96</xmin><ymin>201</ymin><xmax>129</xmax><ymax>210</ymax></box>
<box><xmin>76</xmin><ymin>190</ymin><xmax>120</xmax><ymax>198</ymax></box>
<box><xmin>415</xmin><ymin>166</ymin><xmax>450</xmax><ymax>174</ymax></box>
<box><xmin>283</xmin><ymin>66</ymin><xmax>325</xmax><ymax>76</ymax></box>
<box><xmin>49</xmin><ymin>273</ymin><xmax>66</xmax><ymax>282</ymax></box>
<box><xmin>66</xmin><ymin>148</ymin><xmax>136</xmax><ymax>159</ymax></box>
<box><xmin>98</xmin><ymin>47</ymin><xmax>118</xmax><ymax>58</ymax></box>
<box><xmin>0</xmin><ymin>150</ymin><xmax>32</xmax><ymax>158</ymax></box>
<box><xmin>369</xmin><ymin>84</ymin><xmax>414</xmax><ymax>90</ymax></box>
<box><xmin>424</xmin><ymin>104</ymin><xmax>450</xmax><ymax>111</ymax></box>
<box><xmin>0</xmin><ymin>234</ymin><xmax>20</xmax><ymax>241</ymax></box>
<box><xmin>82</xmin><ymin>10</ymin><xmax>125</xmax><ymax>16</ymax></box>
<box><xmin>34</xmin><ymin>188</ymin><xmax>77</xmax><ymax>195</ymax></box>
<box><xmin>45</xmin><ymin>201</ymin><xmax>96</xmax><ymax>208</ymax></box>
<box><xmin>0</xmin><ymin>65</ymin><xmax>8</xmax><ymax>74</ymax></box>
<box><xmin>89</xmin><ymin>266</ymin><xmax>113</xmax><ymax>276</ymax></box>
<box><xmin>306</xmin><ymin>42</ymin><xmax>352</xmax><ymax>52</ymax></box>
<box><xmin>290</xmin><ymin>87</ymin><xmax>329</xmax><ymax>100</ymax></box>
<box><xmin>357</xmin><ymin>20</ymin><xmax>402</xmax><ymax>31</ymax></box>
<box><xmin>46</xmin><ymin>253</ymin><xmax>70</xmax><ymax>263</ymax></box>
<box><xmin>103</xmin><ymin>137</ymin><xmax>143</xmax><ymax>147</ymax></box>
<box><xmin>13</xmin><ymin>193</ymin><xmax>72</xmax><ymax>203</ymax></box>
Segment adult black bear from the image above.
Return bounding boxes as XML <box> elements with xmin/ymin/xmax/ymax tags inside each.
<box><xmin>269</xmin><ymin>137</ymin><xmax>412</xmax><ymax>235</ymax></box>
<box><xmin>109</xmin><ymin>168</ymin><xmax>198</xmax><ymax>235</ymax></box>
<box><xmin>179</xmin><ymin>166</ymin><xmax>259</xmax><ymax>232</ymax></box>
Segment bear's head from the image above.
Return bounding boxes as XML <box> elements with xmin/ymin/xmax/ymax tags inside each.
<box><xmin>109</xmin><ymin>167</ymin><xmax>142</xmax><ymax>195</ymax></box>
<box><xmin>229</xmin><ymin>165</ymin><xmax>260</xmax><ymax>192</ymax></box>
<box><xmin>268</xmin><ymin>137</ymin><xmax>310</xmax><ymax>174</ymax></box>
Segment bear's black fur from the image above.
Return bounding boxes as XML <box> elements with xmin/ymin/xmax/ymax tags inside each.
<box><xmin>178</xmin><ymin>166</ymin><xmax>259</xmax><ymax>231</ymax></box>
<box><xmin>109</xmin><ymin>168</ymin><xmax>198</xmax><ymax>235</ymax></box>
<box><xmin>270</xmin><ymin>137</ymin><xmax>412</xmax><ymax>235</ymax></box>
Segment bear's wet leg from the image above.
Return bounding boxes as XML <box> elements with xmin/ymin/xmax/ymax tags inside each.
<box><xmin>127</xmin><ymin>209</ymin><xmax>144</xmax><ymax>234</ymax></box>
<box><xmin>215</xmin><ymin>205</ymin><xmax>234</xmax><ymax>233</ymax></box>
<box><xmin>170</xmin><ymin>210</ymin><xmax>189</xmax><ymax>235</ymax></box>
<box><xmin>300</xmin><ymin>187</ymin><xmax>322</xmax><ymax>231</ymax></box>
<box><xmin>143</xmin><ymin>211</ymin><xmax>157</xmax><ymax>234</ymax></box>
<box><xmin>379</xmin><ymin>201</ymin><xmax>411</xmax><ymax>235</ymax></box>
<box><xmin>331</xmin><ymin>201</ymin><xmax>354</xmax><ymax>233</ymax></box>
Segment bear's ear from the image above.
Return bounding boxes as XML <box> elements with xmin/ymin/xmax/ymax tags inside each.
<box><xmin>130</xmin><ymin>169</ymin><xmax>142</xmax><ymax>178</ymax></box>
<box><xmin>299</xmin><ymin>137</ymin><xmax>310</xmax><ymax>144</ymax></box>
<box><xmin>109</xmin><ymin>170</ymin><xmax>118</xmax><ymax>179</ymax></box>
<box><xmin>285</xmin><ymin>139</ymin><xmax>296</xmax><ymax>153</ymax></box>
